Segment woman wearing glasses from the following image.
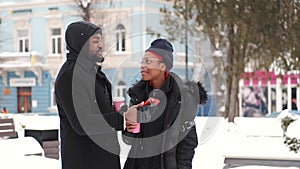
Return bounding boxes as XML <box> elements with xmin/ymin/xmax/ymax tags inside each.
<box><xmin>123</xmin><ymin>39</ymin><xmax>206</xmax><ymax>169</ymax></box>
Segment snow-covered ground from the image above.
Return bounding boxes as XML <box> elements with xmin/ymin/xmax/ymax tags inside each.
<box><xmin>118</xmin><ymin>116</ymin><xmax>300</xmax><ymax>169</ymax></box>
<box><xmin>190</xmin><ymin>117</ymin><xmax>300</xmax><ymax>169</ymax></box>
<box><xmin>0</xmin><ymin>136</ymin><xmax>61</xmax><ymax>169</ymax></box>
<box><xmin>1</xmin><ymin>114</ymin><xmax>300</xmax><ymax>169</ymax></box>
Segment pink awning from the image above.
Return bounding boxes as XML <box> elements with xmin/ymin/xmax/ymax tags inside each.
<box><xmin>241</xmin><ymin>71</ymin><xmax>299</xmax><ymax>86</ymax></box>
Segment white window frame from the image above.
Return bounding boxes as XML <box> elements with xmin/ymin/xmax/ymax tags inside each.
<box><xmin>50</xmin><ymin>28</ymin><xmax>62</xmax><ymax>54</ymax></box>
<box><xmin>116</xmin><ymin>81</ymin><xmax>127</xmax><ymax>99</ymax></box>
<box><xmin>17</xmin><ymin>29</ymin><xmax>29</xmax><ymax>52</ymax></box>
<box><xmin>116</xmin><ymin>85</ymin><xmax>127</xmax><ymax>98</ymax></box>
<box><xmin>116</xmin><ymin>24</ymin><xmax>126</xmax><ymax>52</ymax></box>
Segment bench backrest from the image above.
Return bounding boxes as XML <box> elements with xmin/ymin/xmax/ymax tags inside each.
<box><xmin>0</xmin><ymin>118</ymin><xmax>17</xmax><ymax>139</ymax></box>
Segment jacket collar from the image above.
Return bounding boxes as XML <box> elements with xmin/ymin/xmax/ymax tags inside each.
<box><xmin>76</xmin><ymin>53</ymin><xmax>99</xmax><ymax>73</ymax></box>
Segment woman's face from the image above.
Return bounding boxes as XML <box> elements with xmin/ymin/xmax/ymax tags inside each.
<box><xmin>140</xmin><ymin>52</ymin><xmax>165</xmax><ymax>81</ymax></box>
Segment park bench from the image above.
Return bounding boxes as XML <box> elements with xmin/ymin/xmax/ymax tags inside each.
<box><xmin>0</xmin><ymin>118</ymin><xmax>17</xmax><ymax>139</ymax></box>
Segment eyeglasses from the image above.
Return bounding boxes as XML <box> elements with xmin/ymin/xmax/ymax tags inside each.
<box><xmin>140</xmin><ymin>58</ymin><xmax>162</xmax><ymax>65</ymax></box>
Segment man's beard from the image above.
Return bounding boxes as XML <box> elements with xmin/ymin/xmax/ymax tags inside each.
<box><xmin>93</xmin><ymin>55</ymin><xmax>104</xmax><ymax>63</ymax></box>
<box><xmin>94</xmin><ymin>49</ymin><xmax>104</xmax><ymax>63</ymax></box>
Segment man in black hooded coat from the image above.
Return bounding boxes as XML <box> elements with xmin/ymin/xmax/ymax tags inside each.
<box><xmin>55</xmin><ymin>21</ymin><xmax>124</xmax><ymax>169</ymax></box>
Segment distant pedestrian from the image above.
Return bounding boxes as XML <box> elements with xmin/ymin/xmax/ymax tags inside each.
<box><xmin>1</xmin><ymin>107</ymin><xmax>8</xmax><ymax>114</ymax></box>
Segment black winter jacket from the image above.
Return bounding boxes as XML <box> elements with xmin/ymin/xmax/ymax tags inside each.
<box><xmin>123</xmin><ymin>72</ymin><xmax>198</xmax><ymax>169</ymax></box>
<box><xmin>55</xmin><ymin>21</ymin><xmax>123</xmax><ymax>169</ymax></box>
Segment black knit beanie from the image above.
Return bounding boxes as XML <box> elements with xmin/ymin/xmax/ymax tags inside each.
<box><xmin>145</xmin><ymin>39</ymin><xmax>174</xmax><ymax>70</ymax></box>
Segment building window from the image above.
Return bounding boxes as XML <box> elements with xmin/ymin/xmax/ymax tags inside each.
<box><xmin>116</xmin><ymin>81</ymin><xmax>127</xmax><ymax>100</ymax></box>
<box><xmin>18</xmin><ymin>29</ymin><xmax>29</xmax><ymax>52</ymax></box>
<box><xmin>116</xmin><ymin>24</ymin><xmax>126</xmax><ymax>52</ymax></box>
<box><xmin>50</xmin><ymin>28</ymin><xmax>61</xmax><ymax>54</ymax></box>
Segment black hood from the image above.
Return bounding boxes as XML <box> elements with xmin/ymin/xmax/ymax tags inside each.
<box><xmin>65</xmin><ymin>21</ymin><xmax>101</xmax><ymax>61</ymax></box>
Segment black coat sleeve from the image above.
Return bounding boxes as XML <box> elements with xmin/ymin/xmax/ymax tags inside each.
<box><xmin>175</xmin><ymin>83</ymin><xmax>199</xmax><ymax>169</ymax></box>
<box><xmin>176</xmin><ymin>125</ymin><xmax>198</xmax><ymax>169</ymax></box>
<box><xmin>56</xmin><ymin>71</ymin><xmax>123</xmax><ymax>136</ymax></box>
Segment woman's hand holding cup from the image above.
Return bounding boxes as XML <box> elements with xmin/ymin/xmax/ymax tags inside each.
<box><xmin>124</xmin><ymin>102</ymin><xmax>143</xmax><ymax>133</ymax></box>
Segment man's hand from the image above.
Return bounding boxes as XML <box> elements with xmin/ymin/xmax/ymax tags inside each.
<box><xmin>124</xmin><ymin>102</ymin><xmax>143</xmax><ymax>132</ymax></box>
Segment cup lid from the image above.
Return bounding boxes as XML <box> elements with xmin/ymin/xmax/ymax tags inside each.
<box><xmin>113</xmin><ymin>97</ymin><xmax>125</xmax><ymax>101</ymax></box>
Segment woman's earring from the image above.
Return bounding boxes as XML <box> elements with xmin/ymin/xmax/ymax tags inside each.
<box><xmin>165</xmin><ymin>72</ymin><xmax>169</xmax><ymax>79</ymax></box>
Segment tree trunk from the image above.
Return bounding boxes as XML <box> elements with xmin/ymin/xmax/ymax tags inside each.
<box><xmin>224</xmin><ymin>65</ymin><xmax>240</xmax><ymax>122</ymax></box>
<box><xmin>224</xmin><ymin>23</ymin><xmax>236</xmax><ymax>122</ymax></box>
<box><xmin>77</xmin><ymin>0</ymin><xmax>91</xmax><ymax>21</ymax></box>
<box><xmin>82</xmin><ymin>6</ymin><xmax>91</xmax><ymax>21</ymax></box>
<box><xmin>230</xmin><ymin>73</ymin><xmax>239</xmax><ymax>121</ymax></box>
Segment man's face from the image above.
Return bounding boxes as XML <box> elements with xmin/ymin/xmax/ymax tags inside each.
<box><xmin>88</xmin><ymin>33</ymin><xmax>103</xmax><ymax>61</ymax></box>
<box><xmin>140</xmin><ymin>51</ymin><xmax>165</xmax><ymax>81</ymax></box>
